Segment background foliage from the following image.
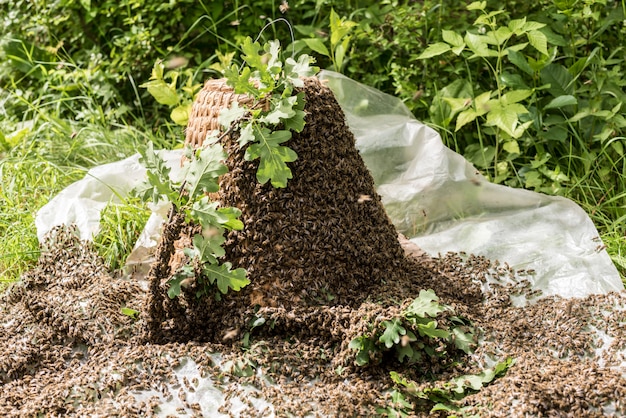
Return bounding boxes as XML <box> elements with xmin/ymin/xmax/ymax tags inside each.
<box><xmin>1</xmin><ymin>0</ymin><xmax>625</xmax><ymax>284</ymax></box>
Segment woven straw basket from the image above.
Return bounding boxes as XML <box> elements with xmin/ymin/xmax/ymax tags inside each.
<box><xmin>185</xmin><ymin>79</ymin><xmax>263</xmax><ymax>148</ymax></box>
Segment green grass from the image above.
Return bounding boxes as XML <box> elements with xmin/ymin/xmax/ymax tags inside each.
<box><xmin>0</xmin><ymin>99</ymin><xmax>175</xmax><ymax>285</ymax></box>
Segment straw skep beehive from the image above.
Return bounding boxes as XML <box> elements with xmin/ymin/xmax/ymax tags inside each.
<box><xmin>146</xmin><ymin>76</ymin><xmax>430</xmax><ymax>342</ymax></box>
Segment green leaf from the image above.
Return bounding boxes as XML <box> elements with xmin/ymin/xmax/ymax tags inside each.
<box><xmin>522</xmin><ymin>21</ymin><xmax>546</xmax><ymax>32</ymax></box>
<box><xmin>465</xmin><ymin>144</ymin><xmax>496</xmax><ymax>169</ymax></box>
<box><xmin>335</xmin><ymin>42</ymin><xmax>347</xmax><ymax>70</ymax></box>
<box><xmin>349</xmin><ymin>336</ymin><xmax>376</xmax><ymax>366</ymax></box>
<box><xmin>500</xmin><ymin>72</ymin><xmax>530</xmax><ymax>89</ymax></box>
<box><xmin>284</xmin><ymin>54</ymin><xmax>317</xmax><ymax>87</ymax></box>
<box><xmin>486</xmin><ymin>102</ymin><xmax>528</xmax><ymax>138</ymax></box>
<box><xmin>170</xmin><ymin>104</ymin><xmax>190</xmax><ymax>126</ymax></box>
<box><xmin>442</xmin><ymin>97</ymin><xmax>472</xmax><ymax>115</ymax></box>
<box><xmin>219</xmin><ymin>101</ymin><xmax>248</xmax><ymax>129</ymax></box>
<box><xmin>135</xmin><ymin>142</ymin><xmax>178</xmax><ymax>205</ymax></box>
<box><xmin>141</xmin><ymin>79</ymin><xmax>179</xmax><ymax>106</ymax></box>
<box><xmin>507</xmin><ymin>49</ymin><xmax>534</xmax><ymax>75</ymax></box>
<box><xmin>183</xmin><ymin>144</ymin><xmax>229</xmax><ymax>198</ymax></box>
<box><xmin>189</xmin><ymin>232</ymin><xmax>224</xmax><ymax>264</ymax></box>
<box><xmin>502</xmin><ymin>89</ymin><xmax>533</xmax><ymax>105</ymax></box>
<box><xmin>224</xmin><ymin>64</ymin><xmax>258</xmax><ymax>96</ymax></box>
<box><xmin>464</xmin><ymin>33</ymin><xmax>493</xmax><ymax>57</ymax></box>
<box><xmin>303</xmin><ymin>38</ymin><xmax>330</xmax><ymax>57</ymax></box>
<box><xmin>452</xmin><ymin>327</ymin><xmax>475</xmax><ymax>353</ymax></box>
<box><xmin>238</xmin><ymin>123</ymin><xmax>255</xmax><ymax>146</ymax></box>
<box><xmin>202</xmin><ymin>262</ymin><xmax>249</xmax><ymax>294</ymax></box>
<box><xmin>527</xmin><ymin>30</ymin><xmax>548</xmax><ymax>55</ymax></box>
<box><xmin>167</xmin><ymin>266</ymin><xmax>193</xmax><ymax>299</ymax></box>
<box><xmin>245</xmin><ymin>127</ymin><xmax>298</xmax><ymax>188</ymax></box>
<box><xmin>405</xmin><ymin>289</ymin><xmax>446</xmax><ymax>319</ymax></box>
<box><xmin>442</xmin><ymin>30</ymin><xmax>464</xmax><ymax>47</ymax></box>
<box><xmin>396</xmin><ymin>341</ymin><xmax>416</xmax><ymax>363</ymax></box>
<box><xmin>240</xmin><ymin>37</ymin><xmax>265</xmax><ymax>72</ymax></box>
<box><xmin>190</xmin><ymin>197</ymin><xmax>242</xmax><ymax>231</ymax></box>
<box><xmin>540</xmin><ymin>64</ymin><xmax>574</xmax><ymax>97</ymax></box>
<box><xmin>259</xmin><ymin>96</ymin><xmax>298</xmax><ymax>125</ymax></box>
<box><xmin>489</xmin><ymin>27</ymin><xmax>513</xmax><ymax>46</ymax></box>
<box><xmin>417</xmin><ymin>42</ymin><xmax>451</xmax><ymax>59</ymax></box>
<box><xmin>508</xmin><ymin>18</ymin><xmax>527</xmax><ymax>35</ymax></box>
<box><xmin>379</xmin><ymin>318</ymin><xmax>407</xmax><ymax>349</ymax></box>
<box><xmin>416</xmin><ymin>320</ymin><xmax>450</xmax><ymax>339</ymax></box>
<box><xmin>216</xmin><ymin>207</ymin><xmax>244</xmax><ymax>230</ymax></box>
<box><xmin>456</xmin><ymin>108</ymin><xmax>479</xmax><ymax>131</ymax></box>
<box><xmin>329</xmin><ymin>8</ymin><xmax>357</xmax><ymax>47</ymax></box>
<box><xmin>503</xmin><ymin>140</ymin><xmax>520</xmax><ymax>155</ymax></box>
<box><xmin>467</xmin><ymin>1</ymin><xmax>486</xmax><ymax>11</ymax></box>
<box><xmin>264</xmin><ymin>40</ymin><xmax>283</xmax><ymax>75</ymax></box>
<box><xmin>544</xmin><ymin>95</ymin><xmax>578</xmax><ymax>110</ymax></box>
<box><xmin>120</xmin><ymin>307</ymin><xmax>140</xmax><ymax>319</ymax></box>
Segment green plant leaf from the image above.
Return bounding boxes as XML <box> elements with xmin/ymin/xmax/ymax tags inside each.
<box><xmin>190</xmin><ymin>197</ymin><xmax>242</xmax><ymax>231</ymax></box>
<box><xmin>405</xmin><ymin>289</ymin><xmax>446</xmax><ymax>319</ymax></box>
<box><xmin>379</xmin><ymin>318</ymin><xmax>407</xmax><ymax>348</ymax></box>
<box><xmin>456</xmin><ymin>108</ymin><xmax>479</xmax><ymax>131</ymax></box>
<box><xmin>329</xmin><ymin>8</ymin><xmax>357</xmax><ymax>47</ymax></box>
<box><xmin>189</xmin><ymin>232</ymin><xmax>224</xmax><ymax>264</ymax></box>
<box><xmin>507</xmin><ymin>49</ymin><xmax>534</xmax><ymax>75</ymax></box>
<box><xmin>120</xmin><ymin>307</ymin><xmax>140</xmax><ymax>319</ymax></box>
<box><xmin>527</xmin><ymin>30</ymin><xmax>548</xmax><ymax>55</ymax></box>
<box><xmin>167</xmin><ymin>265</ymin><xmax>193</xmax><ymax>299</ymax></box>
<box><xmin>284</xmin><ymin>54</ymin><xmax>317</xmax><ymax>87</ymax></box>
<box><xmin>540</xmin><ymin>64</ymin><xmax>574</xmax><ymax>97</ymax></box>
<box><xmin>503</xmin><ymin>140</ymin><xmax>520</xmax><ymax>154</ymax></box>
<box><xmin>417</xmin><ymin>42</ymin><xmax>451</xmax><ymax>59</ymax></box>
<box><xmin>219</xmin><ymin>101</ymin><xmax>248</xmax><ymax>129</ymax></box>
<box><xmin>134</xmin><ymin>142</ymin><xmax>179</xmax><ymax>205</ymax></box>
<box><xmin>442</xmin><ymin>30</ymin><xmax>464</xmax><ymax>48</ymax></box>
<box><xmin>452</xmin><ymin>327</ymin><xmax>475</xmax><ymax>353</ymax></box>
<box><xmin>489</xmin><ymin>26</ymin><xmax>513</xmax><ymax>46</ymax></box>
<box><xmin>245</xmin><ymin>127</ymin><xmax>297</xmax><ymax>188</ymax></box>
<box><xmin>303</xmin><ymin>38</ymin><xmax>330</xmax><ymax>57</ymax></box>
<box><xmin>442</xmin><ymin>97</ymin><xmax>472</xmax><ymax>115</ymax></box>
<box><xmin>464</xmin><ymin>33</ymin><xmax>493</xmax><ymax>57</ymax></box>
<box><xmin>141</xmin><ymin>78</ymin><xmax>179</xmax><ymax>106</ymax></box>
<box><xmin>502</xmin><ymin>89</ymin><xmax>533</xmax><ymax>105</ymax></box>
<box><xmin>467</xmin><ymin>1</ymin><xmax>486</xmax><ymax>11</ymax></box>
<box><xmin>202</xmin><ymin>262</ymin><xmax>249</xmax><ymax>294</ymax></box>
<box><xmin>486</xmin><ymin>102</ymin><xmax>528</xmax><ymax>138</ymax></box>
<box><xmin>170</xmin><ymin>104</ymin><xmax>190</xmax><ymax>126</ymax></box>
<box><xmin>216</xmin><ymin>207</ymin><xmax>244</xmax><ymax>230</ymax></box>
<box><xmin>349</xmin><ymin>336</ymin><xmax>376</xmax><ymax>366</ymax></box>
<box><xmin>544</xmin><ymin>95</ymin><xmax>577</xmax><ymax>110</ymax></box>
<box><xmin>183</xmin><ymin>144</ymin><xmax>229</xmax><ymax>198</ymax></box>
<box><xmin>259</xmin><ymin>96</ymin><xmax>298</xmax><ymax>125</ymax></box>
<box><xmin>416</xmin><ymin>320</ymin><xmax>450</xmax><ymax>339</ymax></box>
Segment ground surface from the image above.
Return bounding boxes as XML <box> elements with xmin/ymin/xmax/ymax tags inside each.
<box><xmin>1</xmin><ymin>226</ymin><xmax>625</xmax><ymax>417</ymax></box>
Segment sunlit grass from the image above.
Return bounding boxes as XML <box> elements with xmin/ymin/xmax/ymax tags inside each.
<box><xmin>0</xmin><ymin>97</ymin><xmax>174</xmax><ymax>284</ymax></box>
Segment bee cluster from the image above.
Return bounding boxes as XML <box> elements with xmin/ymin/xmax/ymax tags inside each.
<box><xmin>145</xmin><ymin>77</ymin><xmax>440</xmax><ymax>343</ymax></box>
<box><xmin>0</xmin><ymin>79</ymin><xmax>625</xmax><ymax>415</ymax></box>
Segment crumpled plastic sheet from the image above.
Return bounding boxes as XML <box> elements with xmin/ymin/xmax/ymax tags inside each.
<box><xmin>319</xmin><ymin>70</ymin><xmax>624</xmax><ymax>298</ymax></box>
<box><xmin>36</xmin><ymin>72</ymin><xmax>623</xmax><ymax>300</ymax></box>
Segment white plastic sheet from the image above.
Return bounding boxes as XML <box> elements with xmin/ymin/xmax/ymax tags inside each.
<box><xmin>36</xmin><ymin>72</ymin><xmax>624</xmax><ymax>299</ymax></box>
<box><xmin>319</xmin><ymin>70</ymin><xmax>624</xmax><ymax>298</ymax></box>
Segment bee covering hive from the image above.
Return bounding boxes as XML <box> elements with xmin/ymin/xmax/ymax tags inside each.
<box><xmin>146</xmin><ymin>77</ymin><xmax>429</xmax><ymax>341</ymax></box>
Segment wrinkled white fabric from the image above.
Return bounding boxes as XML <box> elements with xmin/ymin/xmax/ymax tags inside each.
<box><xmin>319</xmin><ymin>70</ymin><xmax>624</xmax><ymax>298</ymax></box>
